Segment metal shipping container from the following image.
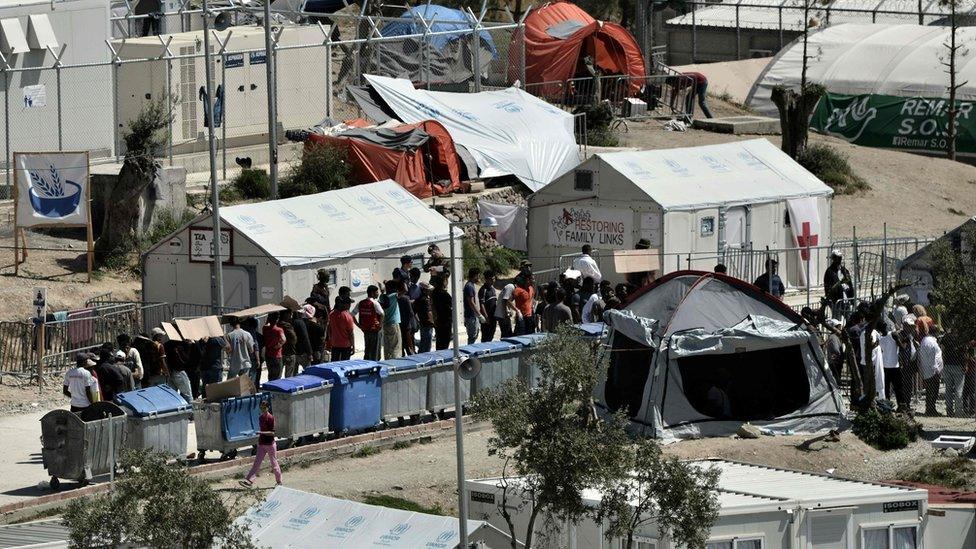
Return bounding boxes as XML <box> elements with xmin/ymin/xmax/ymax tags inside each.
<box><xmin>40</xmin><ymin>402</ymin><xmax>126</xmax><ymax>490</ymax></box>
<box><xmin>262</xmin><ymin>375</ymin><xmax>333</xmax><ymax>440</ymax></box>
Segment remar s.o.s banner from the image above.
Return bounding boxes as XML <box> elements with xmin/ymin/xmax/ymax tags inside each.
<box><xmin>811</xmin><ymin>93</ymin><xmax>976</xmax><ymax>157</ymax></box>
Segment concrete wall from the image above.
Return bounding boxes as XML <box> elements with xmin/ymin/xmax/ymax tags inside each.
<box><xmin>663</xmin><ymin>25</ymin><xmax>801</xmax><ymax>66</ymax></box>
<box><xmin>90</xmin><ymin>164</ymin><xmax>188</xmax><ymax>240</ymax></box>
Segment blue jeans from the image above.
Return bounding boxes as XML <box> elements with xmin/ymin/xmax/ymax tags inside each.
<box><xmin>169</xmin><ymin>370</ymin><xmax>192</xmax><ymax>403</ymax></box>
<box><xmin>418</xmin><ymin>326</ymin><xmax>433</xmax><ymax>353</ymax></box>
<box><xmin>464</xmin><ymin>316</ymin><xmax>480</xmax><ymax>345</ymax></box>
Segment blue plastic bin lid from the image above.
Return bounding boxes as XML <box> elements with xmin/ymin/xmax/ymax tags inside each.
<box><xmin>576</xmin><ymin>322</ymin><xmax>606</xmax><ymax>337</ymax></box>
<box><xmin>502</xmin><ymin>333</ymin><xmax>550</xmax><ymax>348</ymax></box>
<box><xmin>305</xmin><ymin>360</ymin><xmax>388</xmax><ymax>385</ymax></box>
<box><xmin>380</xmin><ymin>357</ymin><xmax>425</xmax><ymax>373</ymax></box>
<box><xmin>400</xmin><ymin>350</ymin><xmax>456</xmax><ymax>367</ymax></box>
<box><xmin>115</xmin><ymin>385</ymin><xmax>189</xmax><ymax>417</ymax></box>
<box><xmin>458</xmin><ymin>340</ymin><xmax>519</xmax><ymax>357</ymax></box>
<box><xmin>262</xmin><ymin>374</ymin><xmax>330</xmax><ymax>393</ymax></box>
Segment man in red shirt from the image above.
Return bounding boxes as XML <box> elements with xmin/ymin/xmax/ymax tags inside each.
<box><xmin>262</xmin><ymin>312</ymin><xmax>285</xmax><ymax>381</ymax></box>
<box><xmin>327</xmin><ymin>297</ymin><xmax>356</xmax><ymax>362</ymax></box>
<box><xmin>353</xmin><ymin>285</ymin><xmax>384</xmax><ymax>360</ymax></box>
<box><xmin>513</xmin><ymin>273</ymin><xmax>536</xmax><ymax>335</ymax></box>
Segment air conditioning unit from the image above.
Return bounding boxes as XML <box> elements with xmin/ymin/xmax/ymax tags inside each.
<box><xmin>113</xmin><ymin>25</ymin><xmax>328</xmax><ymax>153</ymax></box>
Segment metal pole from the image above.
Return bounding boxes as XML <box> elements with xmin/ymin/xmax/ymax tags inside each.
<box><xmin>166</xmin><ymin>57</ymin><xmax>174</xmax><ymax>166</ymax></box>
<box><xmin>806</xmin><ymin>240</ymin><xmax>811</xmax><ymax>308</ymax></box>
<box><xmin>471</xmin><ymin>22</ymin><xmax>481</xmax><ymax>92</ymax></box>
<box><xmin>882</xmin><ymin>222</ymin><xmax>887</xmax><ymax>292</ymax></box>
<box><xmin>221</xmin><ymin>49</ymin><xmax>227</xmax><ymax>181</ymax></box>
<box><xmin>264</xmin><ymin>0</ymin><xmax>279</xmax><ymax>198</ymax></box>
<box><xmin>691</xmin><ymin>1</ymin><xmax>697</xmax><ymax>62</ymax></box>
<box><xmin>325</xmin><ymin>38</ymin><xmax>332</xmax><ymax>118</ymax></box>
<box><xmin>448</xmin><ymin>223</ymin><xmax>469</xmax><ymax>548</ymax></box>
<box><xmin>778</xmin><ymin>5</ymin><xmax>783</xmax><ymax>50</ymax></box>
<box><xmin>735</xmin><ymin>4</ymin><xmax>741</xmax><ymax>60</ymax></box>
<box><xmin>203</xmin><ymin>0</ymin><xmax>224</xmax><ymax>312</ymax></box>
<box><xmin>56</xmin><ymin>65</ymin><xmax>63</xmax><ymax>150</ymax></box>
<box><xmin>852</xmin><ymin>226</ymin><xmax>858</xmax><ymax>300</ymax></box>
<box><xmin>4</xmin><ymin>71</ymin><xmax>9</xmax><ymax>199</ymax></box>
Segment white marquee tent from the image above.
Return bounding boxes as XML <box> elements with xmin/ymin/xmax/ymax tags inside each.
<box><xmin>143</xmin><ymin>180</ymin><xmax>460</xmax><ymax>324</ymax></box>
<box><xmin>526</xmin><ymin>139</ymin><xmax>833</xmax><ymax>288</ymax></box>
<box><xmin>237</xmin><ymin>486</ymin><xmax>515</xmax><ymax>548</ymax></box>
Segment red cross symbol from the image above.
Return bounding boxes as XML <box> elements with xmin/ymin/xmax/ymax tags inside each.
<box><xmin>796</xmin><ymin>221</ymin><xmax>818</xmax><ymax>260</ymax></box>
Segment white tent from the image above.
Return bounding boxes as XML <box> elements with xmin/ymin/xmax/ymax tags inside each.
<box><xmin>526</xmin><ymin>139</ymin><xmax>833</xmax><ymax>287</ymax></box>
<box><xmin>236</xmin><ymin>486</ymin><xmax>516</xmax><ymax>548</ymax></box>
<box><xmin>362</xmin><ymin>74</ymin><xmax>581</xmax><ymax>191</ymax></box>
<box><xmin>596</xmin><ymin>271</ymin><xmax>846</xmax><ymax>441</ymax></box>
<box><xmin>143</xmin><ymin>180</ymin><xmax>460</xmax><ymax>321</ymax></box>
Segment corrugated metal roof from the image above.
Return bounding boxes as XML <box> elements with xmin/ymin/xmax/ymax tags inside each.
<box><xmin>595</xmin><ymin>139</ymin><xmax>832</xmax><ymax>211</ymax></box>
<box><xmin>0</xmin><ymin>520</ymin><xmax>69</xmax><ymax>549</ymax></box>
<box><xmin>692</xmin><ymin>459</ymin><xmax>928</xmax><ymax>506</ymax></box>
<box><xmin>666</xmin><ymin>0</ymin><xmax>971</xmax><ymax>31</ymax></box>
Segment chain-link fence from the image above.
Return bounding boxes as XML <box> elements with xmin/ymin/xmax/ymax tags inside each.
<box><xmin>0</xmin><ymin>17</ymin><xmax>526</xmax><ymax>199</ymax></box>
<box><xmin>524</xmin><ymin>74</ymin><xmax>695</xmax><ymax>121</ymax></box>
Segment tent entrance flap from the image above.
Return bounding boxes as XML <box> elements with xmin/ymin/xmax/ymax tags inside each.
<box><xmin>674</xmin><ymin>345</ymin><xmax>812</xmax><ymax>422</ymax></box>
<box><xmin>604</xmin><ymin>334</ymin><xmax>655</xmax><ymax>418</ymax></box>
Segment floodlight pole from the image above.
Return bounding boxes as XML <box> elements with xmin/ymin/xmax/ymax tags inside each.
<box><xmin>202</xmin><ymin>0</ymin><xmax>223</xmax><ymax>312</ymax></box>
<box><xmin>448</xmin><ymin>220</ymin><xmax>469</xmax><ymax>548</ymax></box>
<box><xmin>264</xmin><ymin>0</ymin><xmax>279</xmax><ymax>197</ymax></box>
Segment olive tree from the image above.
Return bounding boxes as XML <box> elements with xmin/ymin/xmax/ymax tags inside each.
<box><xmin>471</xmin><ymin>325</ymin><xmax>718</xmax><ymax>548</ymax></box>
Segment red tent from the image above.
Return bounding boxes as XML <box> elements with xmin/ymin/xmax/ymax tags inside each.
<box><xmin>515</xmin><ymin>1</ymin><xmax>646</xmax><ymax>95</ymax></box>
<box><xmin>305</xmin><ymin>120</ymin><xmax>462</xmax><ymax>199</ymax></box>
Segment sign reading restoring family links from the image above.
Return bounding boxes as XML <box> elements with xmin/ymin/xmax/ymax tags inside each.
<box><xmin>547</xmin><ymin>205</ymin><xmax>632</xmax><ymax>248</ymax></box>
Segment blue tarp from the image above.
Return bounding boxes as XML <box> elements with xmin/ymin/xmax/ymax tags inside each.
<box><xmin>381</xmin><ymin>4</ymin><xmax>499</xmax><ymax>58</ymax></box>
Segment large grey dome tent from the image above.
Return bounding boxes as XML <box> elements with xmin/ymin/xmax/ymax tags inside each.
<box><xmin>597</xmin><ymin>271</ymin><xmax>846</xmax><ymax>441</ymax></box>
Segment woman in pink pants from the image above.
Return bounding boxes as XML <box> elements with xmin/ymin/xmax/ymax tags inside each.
<box><xmin>239</xmin><ymin>400</ymin><xmax>282</xmax><ymax>487</ymax></box>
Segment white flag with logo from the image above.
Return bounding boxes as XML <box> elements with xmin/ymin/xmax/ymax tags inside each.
<box><xmin>787</xmin><ymin>197</ymin><xmax>822</xmax><ymax>261</ymax></box>
<box><xmin>15</xmin><ymin>152</ymin><xmax>89</xmax><ymax>227</ymax></box>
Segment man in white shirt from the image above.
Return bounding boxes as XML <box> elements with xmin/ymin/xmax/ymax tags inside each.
<box><xmin>879</xmin><ymin>321</ymin><xmax>905</xmax><ymax>409</ymax></box>
<box><xmin>859</xmin><ymin>322</ymin><xmax>885</xmax><ymax>401</ymax></box>
<box><xmin>572</xmin><ymin>245</ymin><xmax>602</xmax><ymax>283</ymax></box>
<box><xmin>918</xmin><ymin>326</ymin><xmax>944</xmax><ymax>416</ymax></box>
<box><xmin>494</xmin><ymin>282</ymin><xmax>517</xmax><ymax>338</ymax></box>
<box><xmin>63</xmin><ymin>352</ymin><xmax>98</xmax><ymax>413</ymax></box>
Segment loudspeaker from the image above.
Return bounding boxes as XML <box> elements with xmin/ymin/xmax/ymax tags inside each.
<box><xmin>214</xmin><ymin>12</ymin><xmax>232</xmax><ymax>31</ymax></box>
<box><xmin>458</xmin><ymin>356</ymin><xmax>482</xmax><ymax>381</ymax></box>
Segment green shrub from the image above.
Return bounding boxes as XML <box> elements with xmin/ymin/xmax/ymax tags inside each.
<box><xmin>218</xmin><ymin>184</ymin><xmax>243</xmax><ymax>203</ymax></box>
<box><xmin>233</xmin><ymin>168</ymin><xmax>270</xmax><ymax>199</ymax></box>
<box><xmin>852</xmin><ymin>408</ymin><xmax>920</xmax><ymax>450</ymax></box>
<box><xmin>899</xmin><ymin>456</ymin><xmax>976</xmax><ymax>490</ymax></box>
<box><xmin>280</xmin><ymin>142</ymin><xmax>350</xmax><ymax>198</ymax></box>
<box><xmin>798</xmin><ymin>144</ymin><xmax>869</xmax><ymax>194</ymax></box>
<box><xmin>362</xmin><ymin>494</ymin><xmax>444</xmax><ymax>516</ymax></box>
<box><xmin>463</xmin><ymin>239</ymin><xmax>524</xmax><ymax>276</ymax></box>
<box><xmin>462</xmin><ymin>239</ymin><xmax>487</xmax><ymax>273</ymax></box>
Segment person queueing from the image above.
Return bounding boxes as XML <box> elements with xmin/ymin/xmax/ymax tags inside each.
<box><xmin>478</xmin><ymin>270</ymin><xmax>498</xmax><ymax>343</ymax></box>
<box><xmin>463</xmin><ymin>268</ymin><xmax>482</xmax><ymax>345</ymax></box>
<box><xmin>413</xmin><ymin>282</ymin><xmax>435</xmax><ymax>353</ymax></box>
<box><xmin>381</xmin><ymin>280</ymin><xmax>402</xmax><ymax>360</ymax></box>
<box><xmin>432</xmin><ymin>274</ymin><xmax>454</xmax><ymax>350</ymax></box>
<box><xmin>753</xmin><ymin>258</ymin><xmax>785</xmax><ymax>298</ymax></box>
<box><xmin>239</xmin><ymin>400</ymin><xmax>282</xmax><ymax>488</ymax></box>
<box><xmin>353</xmin><ymin>285</ymin><xmax>385</xmax><ymax>361</ymax></box>
<box><xmin>262</xmin><ymin>312</ymin><xmax>285</xmax><ymax>382</ymax></box>
<box><xmin>326</xmin><ymin>297</ymin><xmax>355</xmax><ymax>362</ymax></box>
<box><xmin>64</xmin><ymin>352</ymin><xmax>99</xmax><ymax>413</ymax></box>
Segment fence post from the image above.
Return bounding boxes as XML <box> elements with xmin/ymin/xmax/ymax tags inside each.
<box><xmin>882</xmin><ymin>222</ymin><xmax>887</xmax><ymax>293</ymax></box>
<box><xmin>735</xmin><ymin>4</ymin><xmax>741</xmax><ymax>60</ymax></box>
<box><xmin>4</xmin><ymin>68</ymin><xmax>9</xmax><ymax>200</ymax></box>
<box><xmin>778</xmin><ymin>4</ymin><xmax>784</xmax><ymax>49</ymax></box>
<box><xmin>691</xmin><ymin>1</ymin><xmax>697</xmax><ymax>62</ymax></box>
<box><xmin>852</xmin><ymin>226</ymin><xmax>859</xmax><ymax>299</ymax></box>
<box><xmin>323</xmin><ymin>24</ymin><xmax>332</xmax><ymax>118</ymax></box>
<box><xmin>56</xmin><ymin>54</ymin><xmax>63</xmax><ymax>150</ymax></box>
<box><xmin>471</xmin><ymin>17</ymin><xmax>482</xmax><ymax>93</ymax></box>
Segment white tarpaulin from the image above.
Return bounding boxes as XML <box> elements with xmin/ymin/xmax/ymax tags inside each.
<box><xmin>220</xmin><ymin>180</ymin><xmax>455</xmax><ymax>267</ymax></box>
<box><xmin>476</xmin><ymin>200</ymin><xmax>527</xmax><ymax>251</ymax></box>
<box><xmin>15</xmin><ymin>152</ymin><xmax>89</xmax><ymax>227</ymax></box>
<box><xmin>364</xmin><ymin>74</ymin><xmax>580</xmax><ymax>191</ymax></box>
<box><xmin>237</xmin><ymin>486</ymin><xmax>497</xmax><ymax>548</ymax></box>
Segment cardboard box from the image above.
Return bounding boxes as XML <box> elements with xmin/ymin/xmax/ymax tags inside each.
<box><xmin>204</xmin><ymin>375</ymin><xmax>256</xmax><ymax>402</ymax></box>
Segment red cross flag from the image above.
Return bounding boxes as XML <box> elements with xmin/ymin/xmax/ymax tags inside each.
<box><xmin>787</xmin><ymin>197</ymin><xmax>822</xmax><ymax>261</ymax></box>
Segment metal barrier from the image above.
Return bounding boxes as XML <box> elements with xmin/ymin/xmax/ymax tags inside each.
<box><xmin>523</xmin><ymin>74</ymin><xmax>695</xmax><ymax>122</ymax></box>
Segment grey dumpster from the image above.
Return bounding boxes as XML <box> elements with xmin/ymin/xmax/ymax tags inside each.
<box><xmin>40</xmin><ymin>402</ymin><xmax>126</xmax><ymax>490</ymax></box>
<box><xmin>409</xmin><ymin>350</ymin><xmax>470</xmax><ymax>416</ymax></box>
<box><xmin>461</xmin><ymin>341</ymin><xmax>521</xmax><ymax>395</ymax></box>
<box><xmin>378</xmin><ymin>357</ymin><xmax>431</xmax><ymax>423</ymax></box>
<box><xmin>115</xmin><ymin>385</ymin><xmax>192</xmax><ymax>457</ymax></box>
<box><xmin>193</xmin><ymin>393</ymin><xmax>270</xmax><ymax>460</ymax></box>
<box><xmin>503</xmin><ymin>333</ymin><xmax>550</xmax><ymax>389</ymax></box>
<box><xmin>262</xmin><ymin>375</ymin><xmax>332</xmax><ymax>440</ymax></box>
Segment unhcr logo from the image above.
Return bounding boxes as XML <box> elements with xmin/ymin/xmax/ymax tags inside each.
<box><xmin>345</xmin><ymin>515</ymin><xmax>365</xmax><ymax>528</ymax></box>
<box><xmin>390</xmin><ymin>523</ymin><xmax>411</xmax><ymax>536</ymax></box>
<box><xmin>254</xmin><ymin>499</ymin><xmax>281</xmax><ymax>519</ymax></box>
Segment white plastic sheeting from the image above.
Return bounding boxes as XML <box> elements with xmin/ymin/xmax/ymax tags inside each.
<box><xmin>237</xmin><ymin>486</ymin><xmax>495</xmax><ymax>548</ymax></box>
<box><xmin>364</xmin><ymin>74</ymin><xmax>580</xmax><ymax>191</ymax></box>
<box><xmin>597</xmin><ymin>138</ymin><xmax>832</xmax><ymax>211</ymax></box>
<box><xmin>747</xmin><ymin>24</ymin><xmax>976</xmax><ymax>115</ymax></box>
<box><xmin>476</xmin><ymin>200</ymin><xmax>528</xmax><ymax>251</ymax></box>
<box><xmin>219</xmin><ymin>180</ymin><xmax>455</xmax><ymax>267</ymax></box>
<box><xmin>666</xmin><ymin>0</ymin><xmax>971</xmax><ymax>31</ymax></box>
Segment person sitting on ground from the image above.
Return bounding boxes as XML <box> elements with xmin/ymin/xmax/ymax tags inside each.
<box><xmin>64</xmin><ymin>352</ymin><xmax>99</xmax><ymax>413</ymax></box>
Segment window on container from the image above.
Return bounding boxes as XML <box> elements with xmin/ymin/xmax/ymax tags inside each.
<box><xmin>574</xmin><ymin>170</ymin><xmax>594</xmax><ymax>192</ymax></box>
<box><xmin>862</xmin><ymin>525</ymin><xmax>918</xmax><ymax>549</ymax></box>
<box><xmin>705</xmin><ymin>538</ymin><xmax>762</xmax><ymax>549</ymax></box>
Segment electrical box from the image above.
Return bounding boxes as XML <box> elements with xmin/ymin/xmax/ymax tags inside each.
<box><xmin>114</xmin><ymin>24</ymin><xmax>328</xmax><ymax>153</ymax></box>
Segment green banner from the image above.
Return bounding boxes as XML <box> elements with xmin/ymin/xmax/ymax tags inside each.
<box><xmin>810</xmin><ymin>93</ymin><xmax>976</xmax><ymax>156</ymax></box>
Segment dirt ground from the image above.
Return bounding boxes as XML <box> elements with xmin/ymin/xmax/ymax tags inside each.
<box><xmin>616</xmin><ymin>100</ymin><xmax>976</xmax><ymax>239</ymax></box>
<box><xmin>212</xmin><ymin>414</ymin><xmax>973</xmax><ymax>518</ymax></box>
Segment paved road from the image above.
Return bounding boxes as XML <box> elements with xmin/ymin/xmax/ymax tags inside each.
<box><xmin>0</xmin><ymin>407</ymin><xmax>199</xmax><ymax>507</ymax></box>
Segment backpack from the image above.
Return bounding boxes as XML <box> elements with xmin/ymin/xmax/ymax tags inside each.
<box><xmin>358</xmin><ymin>299</ymin><xmax>382</xmax><ymax>332</ymax></box>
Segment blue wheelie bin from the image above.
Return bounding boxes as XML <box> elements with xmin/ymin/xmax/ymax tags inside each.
<box><xmin>378</xmin><ymin>356</ymin><xmax>431</xmax><ymax>424</ymax></box>
<box><xmin>193</xmin><ymin>393</ymin><xmax>270</xmax><ymax>460</ymax></box>
<box><xmin>115</xmin><ymin>385</ymin><xmax>192</xmax><ymax>457</ymax></box>
<box><xmin>503</xmin><ymin>332</ymin><xmax>550</xmax><ymax>389</ymax></box>
<box><xmin>459</xmin><ymin>340</ymin><xmax>521</xmax><ymax>395</ymax></box>
<box><xmin>262</xmin><ymin>374</ymin><xmax>332</xmax><ymax>440</ymax></box>
<box><xmin>305</xmin><ymin>360</ymin><xmax>387</xmax><ymax>434</ymax></box>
